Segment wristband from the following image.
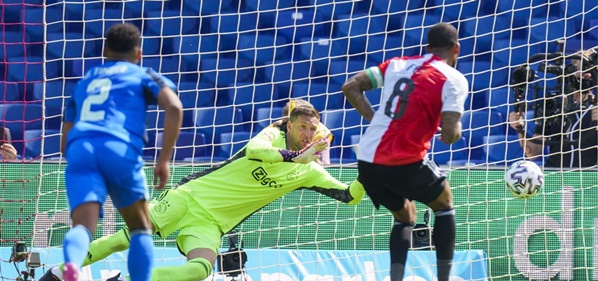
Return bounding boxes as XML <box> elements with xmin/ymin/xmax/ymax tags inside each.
<box><xmin>278</xmin><ymin>149</ymin><xmax>299</xmax><ymax>162</ymax></box>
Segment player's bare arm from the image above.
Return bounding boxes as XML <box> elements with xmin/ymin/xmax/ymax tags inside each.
<box><xmin>439</xmin><ymin>111</ymin><xmax>462</xmax><ymax>144</ymax></box>
<box><xmin>521</xmin><ymin>134</ymin><xmax>544</xmax><ymax>159</ymax></box>
<box><xmin>154</xmin><ymin>86</ymin><xmax>183</xmax><ymax>189</ymax></box>
<box><xmin>342</xmin><ymin>71</ymin><xmax>376</xmax><ymax>122</ymax></box>
<box><xmin>60</xmin><ymin>122</ymin><xmax>73</xmax><ymax>155</ymax></box>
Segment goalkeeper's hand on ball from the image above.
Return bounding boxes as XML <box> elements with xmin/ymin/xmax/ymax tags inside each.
<box><xmin>279</xmin><ymin>138</ymin><xmax>330</xmax><ymax>164</ymax></box>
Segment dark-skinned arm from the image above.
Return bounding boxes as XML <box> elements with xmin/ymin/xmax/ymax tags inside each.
<box><xmin>342</xmin><ymin>71</ymin><xmax>376</xmax><ymax>122</ymax></box>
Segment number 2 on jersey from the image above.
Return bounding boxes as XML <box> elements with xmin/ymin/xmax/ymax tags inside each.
<box><xmin>385</xmin><ymin>78</ymin><xmax>415</xmax><ymax>120</ymax></box>
<box><xmin>80</xmin><ymin>78</ymin><xmax>111</xmax><ymax>121</ymax></box>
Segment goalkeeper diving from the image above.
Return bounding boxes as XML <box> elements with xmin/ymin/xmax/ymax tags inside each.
<box><xmin>41</xmin><ymin>103</ymin><xmax>365</xmax><ymax>281</ymax></box>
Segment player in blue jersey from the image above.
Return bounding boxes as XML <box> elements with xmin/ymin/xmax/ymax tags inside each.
<box><xmin>58</xmin><ymin>23</ymin><xmax>182</xmax><ymax>281</ymax></box>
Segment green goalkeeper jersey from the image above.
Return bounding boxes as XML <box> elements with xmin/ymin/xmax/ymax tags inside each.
<box><xmin>175</xmin><ymin>125</ymin><xmax>364</xmax><ymax>233</ymax></box>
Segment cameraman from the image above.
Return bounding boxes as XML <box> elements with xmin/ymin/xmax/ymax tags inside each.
<box><xmin>509</xmin><ymin>55</ymin><xmax>598</xmax><ymax>168</ymax></box>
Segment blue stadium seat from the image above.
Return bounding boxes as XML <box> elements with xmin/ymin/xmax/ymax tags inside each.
<box><xmin>142</xmin><ymin>37</ymin><xmax>172</xmax><ymax>56</ymax></box>
<box><xmin>84</xmin><ymin>9</ymin><xmax>133</xmax><ymax>37</ymax></box>
<box><xmin>307</xmin><ymin>0</ymin><xmax>357</xmax><ymax>20</ymax></box>
<box><xmin>402</xmin><ymin>13</ymin><xmax>442</xmax><ymax>47</ymax></box>
<box><xmin>47</xmin><ymin>32</ymin><xmax>98</xmax><ymax>60</ymax></box>
<box><xmin>219</xmin><ymin>131</ymin><xmax>254</xmax><ymax>159</ymax></box>
<box><xmin>24</xmin><ymin>129</ymin><xmax>61</xmax><ymax>159</ymax></box>
<box><xmin>145</xmin><ymin>10</ymin><xmax>199</xmax><ymax>37</ymax></box>
<box><xmin>7</xmin><ymin>56</ymin><xmax>59</xmax><ymax>82</ymax></box>
<box><xmin>141</xmin><ymin>57</ymin><xmax>181</xmax><ymax>75</ymax></box>
<box><xmin>172</xmin><ymin>35</ymin><xmax>219</xmax><ymax>60</ymax></box>
<box><xmin>237</xmin><ymin>32</ymin><xmax>289</xmax><ymax>65</ymax></box>
<box><xmin>427</xmin><ymin>0</ymin><xmax>481</xmax><ymax>21</ymax></box>
<box><xmin>372</xmin><ymin>0</ymin><xmax>426</xmax><ymax>15</ymax></box>
<box><xmin>456</xmin><ymin>61</ymin><xmax>509</xmax><ymax>92</ymax></box>
<box><xmin>528</xmin><ymin>17</ymin><xmax>576</xmax><ymax>43</ymax></box>
<box><xmin>184</xmin><ymin>0</ymin><xmax>234</xmax><ymax>15</ymax></box>
<box><xmin>32</xmin><ymin>80</ymin><xmax>76</xmax><ymax>129</ymax></box>
<box><xmin>157</xmin><ymin>131</ymin><xmax>206</xmax><ymax>160</ymax></box>
<box><xmin>298</xmin><ymin>37</ymin><xmax>348</xmax><ymax>62</ymax></box>
<box><xmin>3</xmin><ymin>32</ymin><xmax>30</xmax><ymax>58</ymax></box>
<box><xmin>193</xmin><ymin>107</ymin><xmax>244</xmax><ymax>144</ymax></box>
<box><xmin>1</xmin><ymin>4</ymin><xmax>21</xmax><ymax>23</ymax></box>
<box><xmin>559</xmin><ymin>0</ymin><xmax>598</xmax><ymax>30</ymax></box>
<box><xmin>429</xmin><ymin>136</ymin><xmax>468</xmax><ymax>165</ymax></box>
<box><xmin>255</xmin><ymin>107</ymin><xmax>283</xmax><ymax>133</ymax></box>
<box><xmin>208</xmin><ymin>13</ymin><xmax>258</xmax><ymax>50</ymax></box>
<box><xmin>322</xmin><ymin>109</ymin><xmax>367</xmax><ymax>159</ymax></box>
<box><xmin>71</xmin><ymin>58</ymin><xmax>103</xmax><ymax>77</ymax></box>
<box><xmin>291</xmin><ymin>83</ymin><xmax>343</xmax><ymax>111</ymax></box>
<box><xmin>461</xmin><ymin>110</ymin><xmax>505</xmax><ymax>160</ymax></box>
<box><xmin>589</xmin><ymin>19</ymin><xmax>598</xmax><ymax>40</ymax></box>
<box><xmin>328</xmin><ymin>59</ymin><xmax>373</xmax><ymax>85</ymax></box>
<box><xmin>485</xmin><ymin>88</ymin><xmax>511</xmax><ymax>120</ymax></box>
<box><xmin>492</xmin><ymin>39</ymin><xmax>537</xmax><ymax>66</ymax></box>
<box><xmin>263</xmin><ymin>60</ymin><xmax>313</xmax><ymax>95</ymax></box>
<box><xmin>226</xmin><ymin>82</ymin><xmax>281</xmax><ymax>124</ymax></box>
<box><xmin>1</xmin><ymin>82</ymin><xmax>21</xmax><ymax>102</ymax></box>
<box><xmin>0</xmin><ymin>103</ymin><xmax>44</xmax><ymax>154</ymax></box>
<box><xmin>460</xmin><ymin>15</ymin><xmax>512</xmax><ymax>54</ymax></box>
<box><xmin>334</xmin><ymin>13</ymin><xmax>389</xmax><ymax>54</ymax></box>
<box><xmin>275</xmin><ymin>9</ymin><xmax>325</xmax><ymax>43</ymax></box>
<box><xmin>483</xmin><ymin>135</ymin><xmax>526</xmax><ymax>165</ymax></box>
<box><xmin>200</xmin><ymin>58</ymin><xmax>253</xmax><ymax>87</ymax></box>
<box><xmin>245</xmin><ymin>0</ymin><xmax>295</xmax><ymax>12</ymax></box>
<box><xmin>366</xmin><ymin>34</ymin><xmax>411</xmax><ymax>64</ymax></box>
<box><xmin>23</xmin><ymin>6</ymin><xmax>44</xmax><ymax>39</ymax></box>
<box><xmin>178</xmin><ymin>82</ymin><xmax>216</xmax><ymax>108</ymax></box>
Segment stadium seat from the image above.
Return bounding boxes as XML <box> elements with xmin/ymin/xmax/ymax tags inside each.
<box><xmin>1</xmin><ymin>82</ymin><xmax>21</xmax><ymax>102</ymax></box>
<box><xmin>208</xmin><ymin>13</ymin><xmax>258</xmax><ymax>50</ymax></box>
<box><xmin>322</xmin><ymin>109</ymin><xmax>367</xmax><ymax>159</ymax></box>
<box><xmin>71</xmin><ymin>58</ymin><xmax>103</xmax><ymax>77</ymax></box>
<box><xmin>334</xmin><ymin>13</ymin><xmax>389</xmax><ymax>54</ymax></box>
<box><xmin>366</xmin><ymin>34</ymin><xmax>411</xmax><ymax>64</ymax></box>
<box><xmin>218</xmin><ymin>131</ymin><xmax>254</xmax><ymax>159</ymax></box>
<box><xmin>275</xmin><ymin>9</ymin><xmax>325</xmax><ymax>43</ymax></box>
<box><xmin>254</xmin><ymin>107</ymin><xmax>284</xmax><ymax>133</ymax></box>
<box><xmin>0</xmin><ymin>103</ymin><xmax>44</xmax><ymax>154</ymax></box>
<box><xmin>307</xmin><ymin>0</ymin><xmax>358</xmax><ymax>20</ymax></box>
<box><xmin>24</xmin><ymin>129</ymin><xmax>61</xmax><ymax>159</ymax></box>
<box><xmin>85</xmin><ymin>9</ymin><xmax>132</xmax><ymax>36</ymax></box>
<box><xmin>32</xmin><ymin>80</ymin><xmax>77</xmax><ymax>129</ymax></box>
<box><xmin>291</xmin><ymin>83</ymin><xmax>343</xmax><ymax>111</ymax></box>
<box><xmin>461</xmin><ymin>110</ymin><xmax>505</xmax><ymax>160</ymax></box>
<box><xmin>178</xmin><ymin>82</ymin><xmax>217</xmax><ymax>108</ymax></box>
<box><xmin>456</xmin><ymin>61</ymin><xmax>509</xmax><ymax>93</ymax></box>
<box><xmin>157</xmin><ymin>131</ymin><xmax>207</xmax><ymax>160</ymax></box>
<box><xmin>263</xmin><ymin>60</ymin><xmax>313</xmax><ymax>95</ymax></box>
<box><xmin>460</xmin><ymin>15</ymin><xmax>512</xmax><ymax>54</ymax></box>
<box><xmin>372</xmin><ymin>0</ymin><xmax>426</xmax><ymax>15</ymax></box>
<box><xmin>427</xmin><ymin>0</ymin><xmax>481</xmax><ymax>21</ymax></box>
<box><xmin>172</xmin><ymin>35</ymin><xmax>219</xmax><ymax>60</ymax></box>
<box><xmin>184</xmin><ymin>0</ymin><xmax>234</xmax><ymax>15</ymax></box>
<box><xmin>429</xmin><ymin>136</ymin><xmax>468</xmax><ymax>165</ymax></box>
<box><xmin>401</xmin><ymin>13</ymin><xmax>441</xmax><ymax>45</ymax></box>
<box><xmin>485</xmin><ymin>87</ymin><xmax>512</xmax><ymax>119</ymax></box>
<box><xmin>6</xmin><ymin>56</ymin><xmax>59</xmax><ymax>83</ymax></box>
<box><xmin>528</xmin><ymin>17</ymin><xmax>576</xmax><ymax>43</ymax></box>
<box><xmin>193</xmin><ymin>107</ymin><xmax>244</xmax><ymax>145</ymax></box>
<box><xmin>23</xmin><ymin>6</ymin><xmax>44</xmax><ymax>40</ymax></box>
<box><xmin>147</xmin><ymin>11</ymin><xmax>200</xmax><ymax>37</ymax></box>
<box><xmin>328</xmin><ymin>59</ymin><xmax>374</xmax><ymax>85</ymax></box>
<box><xmin>492</xmin><ymin>39</ymin><xmax>537</xmax><ymax>66</ymax></box>
<box><xmin>199</xmin><ymin>58</ymin><xmax>253</xmax><ymax>87</ymax></box>
<box><xmin>141</xmin><ymin>57</ymin><xmax>181</xmax><ymax>75</ymax></box>
<box><xmin>297</xmin><ymin>38</ymin><xmax>347</xmax><ymax>75</ymax></box>
<box><xmin>226</xmin><ymin>82</ymin><xmax>281</xmax><ymax>124</ymax></box>
<box><xmin>3</xmin><ymin>32</ymin><xmax>30</xmax><ymax>59</ymax></box>
<box><xmin>483</xmin><ymin>135</ymin><xmax>526</xmax><ymax>165</ymax></box>
<box><xmin>237</xmin><ymin>32</ymin><xmax>289</xmax><ymax>65</ymax></box>
<box><xmin>141</xmin><ymin>37</ymin><xmax>172</xmax><ymax>56</ymax></box>
<box><xmin>47</xmin><ymin>32</ymin><xmax>98</xmax><ymax>60</ymax></box>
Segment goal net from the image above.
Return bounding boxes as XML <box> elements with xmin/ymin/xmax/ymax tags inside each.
<box><xmin>1</xmin><ymin>0</ymin><xmax>597</xmax><ymax>280</ymax></box>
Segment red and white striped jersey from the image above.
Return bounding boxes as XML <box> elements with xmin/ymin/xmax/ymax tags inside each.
<box><xmin>358</xmin><ymin>54</ymin><xmax>469</xmax><ymax>166</ymax></box>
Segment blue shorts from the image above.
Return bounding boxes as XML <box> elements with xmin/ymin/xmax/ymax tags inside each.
<box><xmin>65</xmin><ymin>136</ymin><xmax>148</xmax><ymax>212</ymax></box>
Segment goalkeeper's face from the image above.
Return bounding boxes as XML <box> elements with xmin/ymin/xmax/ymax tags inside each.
<box><xmin>287</xmin><ymin>115</ymin><xmax>320</xmax><ymax>150</ymax></box>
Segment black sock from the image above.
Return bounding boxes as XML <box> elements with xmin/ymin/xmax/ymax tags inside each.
<box><xmin>433</xmin><ymin>209</ymin><xmax>456</xmax><ymax>281</ymax></box>
<box><xmin>390</xmin><ymin>220</ymin><xmax>413</xmax><ymax>281</ymax></box>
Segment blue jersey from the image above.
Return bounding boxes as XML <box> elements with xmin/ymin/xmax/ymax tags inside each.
<box><xmin>64</xmin><ymin>60</ymin><xmax>176</xmax><ymax>153</ymax></box>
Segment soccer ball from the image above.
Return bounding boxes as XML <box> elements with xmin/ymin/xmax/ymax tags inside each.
<box><xmin>504</xmin><ymin>160</ymin><xmax>544</xmax><ymax>199</ymax></box>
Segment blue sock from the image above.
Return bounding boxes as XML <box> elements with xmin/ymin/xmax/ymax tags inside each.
<box><xmin>63</xmin><ymin>225</ymin><xmax>92</xmax><ymax>268</ymax></box>
<box><xmin>128</xmin><ymin>230</ymin><xmax>154</xmax><ymax>281</ymax></box>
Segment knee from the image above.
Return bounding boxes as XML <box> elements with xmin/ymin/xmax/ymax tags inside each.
<box><xmin>392</xmin><ymin>201</ymin><xmax>417</xmax><ymax>224</ymax></box>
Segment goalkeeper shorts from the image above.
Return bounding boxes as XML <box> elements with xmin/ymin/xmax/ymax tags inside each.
<box><xmin>149</xmin><ymin>188</ymin><xmax>223</xmax><ymax>255</ymax></box>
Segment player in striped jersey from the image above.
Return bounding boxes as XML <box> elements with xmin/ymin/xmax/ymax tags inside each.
<box><xmin>342</xmin><ymin>23</ymin><xmax>468</xmax><ymax>281</ymax></box>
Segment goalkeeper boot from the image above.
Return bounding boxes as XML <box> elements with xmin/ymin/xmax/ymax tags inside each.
<box><xmin>38</xmin><ymin>269</ymin><xmax>60</xmax><ymax>281</ymax></box>
<box><xmin>62</xmin><ymin>262</ymin><xmax>79</xmax><ymax>281</ymax></box>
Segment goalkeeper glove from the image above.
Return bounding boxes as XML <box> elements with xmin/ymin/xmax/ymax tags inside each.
<box><xmin>279</xmin><ymin>138</ymin><xmax>329</xmax><ymax>164</ymax></box>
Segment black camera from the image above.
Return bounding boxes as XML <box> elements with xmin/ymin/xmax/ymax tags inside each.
<box><xmin>217</xmin><ymin>232</ymin><xmax>248</xmax><ymax>278</ymax></box>
<box><xmin>411</xmin><ymin>209</ymin><xmax>434</xmax><ymax>250</ymax></box>
<box><xmin>511</xmin><ymin>41</ymin><xmax>597</xmax><ymax>137</ymax></box>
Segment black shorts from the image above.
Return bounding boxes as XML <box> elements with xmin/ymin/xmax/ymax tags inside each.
<box><xmin>357</xmin><ymin>159</ymin><xmax>447</xmax><ymax>211</ymax></box>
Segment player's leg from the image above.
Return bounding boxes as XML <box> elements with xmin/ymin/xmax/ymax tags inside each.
<box><xmin>62</xmin><ymin>139</ymin><xmax>108</xmax><ymax>281</ymax></box>
<box><xmin>357</xmin><ymin>161</ymin><xmax>416</xmax><ymax>281</ymax></box>
<box><xmin>151</xmin><ymin>202</ymin><xmax>222</xmax><ymax>281</ymax></box>
<box><xmin>103</xmin><ymin>138</ymin><xmax>154</xmax><ymax>281</ymax></box>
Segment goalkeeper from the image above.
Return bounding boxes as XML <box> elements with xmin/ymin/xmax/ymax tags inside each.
<box><xmin>41</xmin><ymin>104</ymin><xmax>365</xmax><ymax>281</ymax></box>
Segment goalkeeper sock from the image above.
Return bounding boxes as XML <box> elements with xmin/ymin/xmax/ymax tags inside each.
<box><xmin>433</xmin><ymin>209</ymin><xmax>456</xmax><ymax>281</ymax></box>
<box><xmin>83</xmin><ymin>228</ymin><xmax>131</xmax><ymax>266</ymax></box>
<box><xmin>63</xmin><ymin>225</ymin><xmax>92</xmax><ymax>268</ymax></box>
<box><xmin>128</xmin><ymin>229</ymin><xmax>153</xmax><ymax>281</ymax></box>
<box><xmin>151</xmin><ymin>258</ymin><xmax>212</xmax><ymax>281</ymax></box>
<box><xmin>389</xmin><ymin>221</ymin><xmax>413</xmax><ymax>281</ymax></box>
